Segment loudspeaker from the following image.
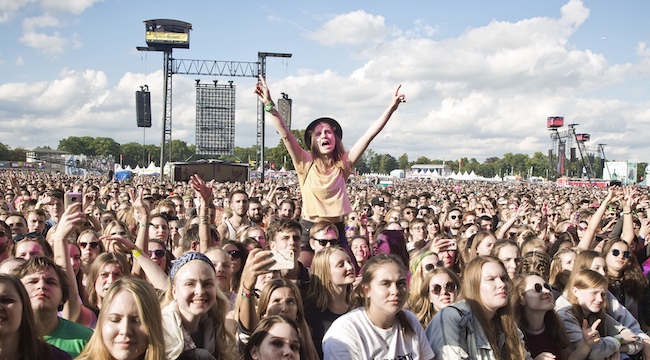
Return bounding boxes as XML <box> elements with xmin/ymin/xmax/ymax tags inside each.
<box><xmin>570</xmin><ymin>147</ymin><xmax>576</xmax><ymax>162</ymax></box>
<box><xmin>136</xmin><ymin>90</ymin><xmax>152</xmax><ymax>128</ymax></box>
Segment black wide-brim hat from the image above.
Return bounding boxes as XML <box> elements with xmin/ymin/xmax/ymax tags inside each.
<box><xmin>304</xmin><ymin>117</ymin><xmax>343</xmax><ymax>149</ymax></box>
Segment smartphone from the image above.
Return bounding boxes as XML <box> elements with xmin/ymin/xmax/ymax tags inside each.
<box><xmin>64</xmin><ymin>192</ymin><xmax>82</xmax><ymax>208</ymax></box>
<box><xmin>266</xmin><ymin>250</ymin><xmax>294</xmax><ymax>271</ymax></box>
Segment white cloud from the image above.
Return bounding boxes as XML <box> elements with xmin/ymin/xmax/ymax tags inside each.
<box><xmin>41</xmin><ymin>0</ymin><xmax>103</xmax><ymax>15</ymax></box>
<box><xmin>0</xmin><ymin>0</ymin><xmax>34</xmax><ymax>23</ymax></box>
<box><xmin>15</xmin><ymin>56</ymin><xmax>23</xmax><ymax>65</ymax></box>
<box><xmin>22</xmin><ymin>13</ymin><xmax>61</xmax><ymax>30</ymax></box>
<box><xmin>2</xmin><ymin>0</ymin><xmax>650</xmax><ymax>164</ymax></box>
<box><xmin>19</xmin><ymin>30</ymin><xmax>67</xmax><ymax>54</ymax></box>
<box><xmin>308</xmin><ymin>10</ymin><xmax>389</xmax><ymax>46</ymax></box>
<box><xmin>637</xmin><ymin>42</ymin><xmax>650</xmax><ymax>57</ymax></box>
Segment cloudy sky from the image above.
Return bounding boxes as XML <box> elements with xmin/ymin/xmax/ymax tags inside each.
<box><xmin>1</xmin><ymin>0</ymin><xmax>649</xmax><ymax>163</ymax></box>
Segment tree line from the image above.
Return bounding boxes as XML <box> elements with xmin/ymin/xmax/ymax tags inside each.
<box><xmin>0</xmin><ymin>134</ymin><xmax>646</xmax><ymax>181</ymax></box>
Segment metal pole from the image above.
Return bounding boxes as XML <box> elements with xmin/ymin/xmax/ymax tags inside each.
<box><xmin>259</xmin><ymin>53</ymin><xmax>267</xmax><ymax>183</ymax></box>
<box><xmin>160</xmin><ymin>50</ymin><xmax>171</xmax><ymax>182</ymax></box>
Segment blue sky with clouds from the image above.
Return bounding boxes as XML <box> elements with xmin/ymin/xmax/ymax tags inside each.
<box><xmin>1</xmin><ymin>0</ymin><xmax>649</xmax><ymax>164</ymax></box>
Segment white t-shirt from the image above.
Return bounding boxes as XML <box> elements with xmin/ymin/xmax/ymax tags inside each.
<box><xmin>322</xmin><ymin>308</ymin><xmax>434</xmax><ymax>360</ymax></box>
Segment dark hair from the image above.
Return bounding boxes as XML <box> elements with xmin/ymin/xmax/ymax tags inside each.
<box><xmin>221</xmin><ymin>240</ymin><xmax>248</xmax><ymax>291</ymax></box>
<box><xmin>376</xmin><ymin>230</ymin><xmax>409</xmax><ymax>269</ymax></box>
<box><xmin>15</xmin><ymin>256</ymin><xmax>70</xmax><ymax>311</ymax></box>
<box><xmin>0</xmin><ymin>274</ymin><xmax>52</xmax><ymax>359</ymax></box>
<box><xmin>267</xmin><ymin>218</ymin><xmax>302</xmax><ymax>244</ymax></box>
<box><xmin>244</xmin><ymin>316</ymin><xmax>304</xmax><ymax>360</ymax></box>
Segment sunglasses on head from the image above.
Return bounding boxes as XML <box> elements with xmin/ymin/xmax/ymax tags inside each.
<box><xmin>228</xmin><ymin>250</ymin><xmax>242</xmax><ymax>259</ymax></box>
<box><xmin>12</xmin><ymin>232</ymin><xmax>40</xmax><ymax>243</ymax></box>
<box><xmin>315</xmin><ymin>239</ymin><xmax>338</xmax><ymax>247</ymax></box>
<box><xmin>611</xmin><ymin>249</ymin><xmax>630</xmax><ymax>259</ymax></box>
<box><xmin>533</xmin><ymin>283</ymin><xmax>552</xmax><ymax>293</ymax></box>
<box><xmin>150</xmin><ymin>249</ymin><xmax>166</xmax><ymax>258</ymax></box>
<box><xmin>79</xmin><ymin>241</ymin><xmax>99</xmax><ymax>249</ymax></box>
<box><xmin>431</xmin><ymin>282</ymin><xmax>457</xmax><ymax>295</ymax></box>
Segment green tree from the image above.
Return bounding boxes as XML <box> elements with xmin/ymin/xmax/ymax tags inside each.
<box><xmin>59</xmin><ymin>136</ymin><xmax>95</xmax><ymax>155</ymax></box>
<box><xmin>120</xmin><ymin>142</ymin><xmax>144</xmax><ymax>168</ymax></box>
<box><xmin>637</xmin><ymin>162</ymin><xmax>648</xmax><ymax>183</ymax></box>
<box><xmin>378</xmin><ymin>154</ymin><xmax>398</xmax><ymax>174</ymax></box>
<box><xmin>0</xmin><ymin>142</ymin><xmax>11</xmax><ymax>160</ymax></box>
<box><xmin>170</xmin><ymin>140</ymin><xmax>194</xmax><ymax>162</ymax></box>
<box><xmin>92</xmin><ymin>137</ymin><xmax>121</xmax><ymax>158</ymax></box>
<box><xmin>398</xmin><ymin>153</ymin><xmax>409</xmax><ymax>171</ymax></box>
<box><xmin>415</xmin><ymin>156</ymin><xmax>430</xmax><ymax>164</ymax></box>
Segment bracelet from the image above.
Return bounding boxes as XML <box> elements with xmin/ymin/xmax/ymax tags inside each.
<box><xmin>132</xmin><ymin>248</ymin><xmax>142</xmax><ymax>258</ymax></box>
<box><xmin>264</xmin><ymin>102</ymin><xmax>275</xmax><ymax>113</ymax></box>
<box><xmin>240</xmin><ymin>291</ymin><xmax>252</xmax><ymax>300</ymax></box>
<box><xmin>139</xmin><ymin>222</ymin><xmax>149</xmax><ymax>228</ymax></box>
<box><xmin>622</xmin><ymin>211</ymin><xmax>632</xmax><ymax>215</ymax></box>
<box><xmin>614</xmin><ymin>335</ymin><xmax>624</xmax><ymax>344</ymax></box>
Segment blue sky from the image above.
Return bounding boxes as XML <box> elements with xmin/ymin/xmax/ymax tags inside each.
<box><xmin>1</xmin><ymin>0</ymin><xmax>649</xmax><ymax>164</ymax></box>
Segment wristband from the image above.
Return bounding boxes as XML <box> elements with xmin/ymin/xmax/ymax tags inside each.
<box><xmin>264</xmin><ymin>102</ymin><xmax>275</xmax><ymax>113</ymax></box>
<box><xmin>140</xmin><ymin>222</ymin><xmax>149</xmax><ymax>228</ymax></box>
<box><xmin>622</xmin><ymin>211</ymin><xmax>632</xmax><ymax>215</ymax></box>
<box><xmin>614</xmin><ymin>335</ymin><xmax>624</xmax><ymax>344</ymax></box>
<box><xmin>241</xmin><ymin>291</ymin><xmax>252</xmax><ymax>300</ymax></box>
<box><xmin>132</xmin><ymin>249</ymin><xmax>142</xmax><ymax>258</ymax></box>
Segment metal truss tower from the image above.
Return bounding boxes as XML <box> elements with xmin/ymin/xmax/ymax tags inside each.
<box><xmin>138</xmin><ymin>19</ymin><xmax>291</xmax><ymax>181</ymax></box>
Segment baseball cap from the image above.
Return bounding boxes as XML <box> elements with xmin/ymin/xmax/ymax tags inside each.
<box><xmin>371</xmin><ymin>196</ymin><xmax>386</xmax><ymax>206</ymax></box>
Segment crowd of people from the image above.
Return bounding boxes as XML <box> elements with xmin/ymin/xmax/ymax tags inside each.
<box><xmin>1</xmin><ymin>77</ymin><xmax>650</xmax><ymax>360</ymax></box>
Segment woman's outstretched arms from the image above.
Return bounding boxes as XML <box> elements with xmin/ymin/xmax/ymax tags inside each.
<box><xmin>348</xmin><ymin>85</ymin><xmax>406</xmax><ymax>165</ymax></box>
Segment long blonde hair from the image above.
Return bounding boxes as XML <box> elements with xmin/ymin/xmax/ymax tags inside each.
<box><xmin>460</xmin><ymin>256</ymin><xmax>527</xmax><ymax>360</ymax></box>
<box><xmin>77</xmin><ymin>277</ymin><xmax>165</xmax><ymax>360</ymax></box>
<box><xmin>409</xmin><ymin>267</ymin><xmax>460</xmax><ymax>327</ymax></box>
<box><xmin>163</xmin><ymin>259</ymin><xmax>236</xmax><ymax>360</ymax></box>
<box><xmin>305</xmin><ymin>246</ymin><xmax>352</xmax><ymax>312</ymax></box>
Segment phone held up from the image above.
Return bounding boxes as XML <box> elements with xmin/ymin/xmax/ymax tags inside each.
<box><xmin>64</xmin><ymin>192</ymin><xmax>82</xmax><ymax>209</ymax></box>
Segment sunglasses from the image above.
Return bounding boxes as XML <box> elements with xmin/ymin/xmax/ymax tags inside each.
<box><xmin>228</xmin><ymin>250</ymin><xmax>242</xmax><ymax>259</ymax></box>
<box><xmin>111</xmin><ymin>231</ymin><xmax>127</xmax><ymax>236</ymax></box>
<box><xmin>79</xmin><ymin>241</ymin><xmax>99</xmax><ymax>249</ymax></box>
<box><xmin>405</xmin><ymin>211</ymin><xmax>413</xmax><ymax>215</ymax></box>
<box><xmin>0</xmin><ymin>230</ymin><xmax>6</xmax><ymax>237</ymax></box>
<box><xmin>424</xmin><ymin>263</ymin><xmax>436</xmax><ymax>272</ymax></box>
<box><xmin>431</xmin><ymin>282</ymin><xmax>457</xmax><ymax>295</ymax></box>
<box><xmin>150</xmin><ymin>249</ymin><xmax>166</xmax><ymax>258</ymax></box>
<box><xmin>345</xmin><ymin>226</ymin><xmax>356</xmax><ymax>231</ymax></box>
<box><xmin>533</xmin><ymin>283</ymin><xmax>552</xmax><ymax>293</ymax></box>
<box><xmin>315</xmin><ymin>239</ymin><xmax>338</xmax><ymax>247</ymax></box>
<box><xmin>449</xmin><ymin>215</ymin><xmax>461</xmax><ymax>220</ymax></box>
<box><xmin>12</xmin><ymin>232</ymin><xmax>40</xmax><ymax>243</ymax></box>
<box><xmin>611</xmin><ymin>249</ymin><xmax>630</xmax><ymax>259</ymax></box>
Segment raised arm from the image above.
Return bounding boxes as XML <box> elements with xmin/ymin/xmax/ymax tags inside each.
<box><xmin>621</xmin><ymin>186</ymin><xmax>639</xmax><ymax>245</ymax></box>
<box><xmin>254</xmin><ymin>76</ymin><xmax>306</xmax><ymax>164</ymax></box>
<box><xmin>347</xmin><ymin>85</ymin><xmax>406</xmax><ymax>165</ymax></box>
<box><xmin>51</xmin><ymin>203</ymin><xmax>86</xmax><ymax>322</ymax></box>
<box><xmin>190</xmin><ymin>174</ymin><xmax>214</xmax><ymax>253</ymax></box>
<box><xmin>577</xmin><ymin>188</ymin><xmax>617</xmax><ymax>250</ymax></box>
